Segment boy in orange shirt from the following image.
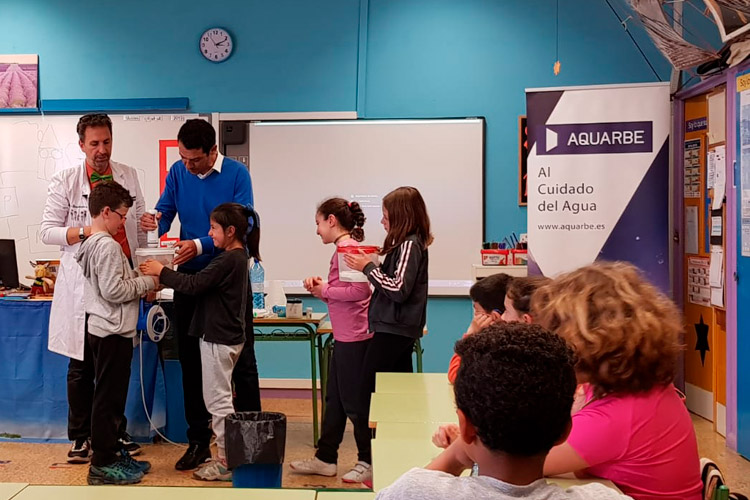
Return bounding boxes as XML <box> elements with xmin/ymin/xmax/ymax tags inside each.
<box><xmin>447</xmin><ymin>273</ymin><xmax>511</xmax><ymax>383</ymax></box>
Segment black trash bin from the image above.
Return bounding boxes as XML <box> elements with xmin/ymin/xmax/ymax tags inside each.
<box><xmin>225</xmin><ymin>411</ymin><xmax>287</xmax><ymax>488</ymax></box>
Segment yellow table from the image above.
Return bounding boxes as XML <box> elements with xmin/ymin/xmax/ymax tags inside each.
<box><xmin>318</xmin><ymin>323</ymin><xmax>428</xmax><ymax>373</ymax></box>
<box><xmin>551</xmin><ymin>478</ymin><xmax>622</xmax><ymax>492</ymax></box>
<box><xmin>315</xmin><ymin>492</ymin><xmax>375</xmax><ymax>500</ymax></box>
<box><xmin>375</xmin><ymin>372</ymin><xmax>451</xmax><ymax>394</ymax></box>
<box><xmin>0</xmin><ymin>483</ymin><xmax>27</xmax><ymax>500</ymax></box>
<box><xmin>371</xmin><ymin>438</ymin><xmax>445</xmax><ymax>491</ymax></box>
<box><xmin>371</xmin><ymin>438</ymin><xmax>622</xmax><ymax>493</ymax></box>
<box><xmin>13</xmin><ymin>486</ymin><xmax>315</xmax><ymax>500</ymax></box>
<box><xmin>375</xmin><ymin>421</ymin><xmax>442</xmax><ymax>440</ymax></box>
<box><xmin>368</xmin><ymin>391</ymin><xmax>457</xmax><ymax>428</ymax></box>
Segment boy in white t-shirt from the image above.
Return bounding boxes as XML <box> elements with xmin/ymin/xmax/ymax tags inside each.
<box><xmin>376</xmin><ymin>323</ymin><xmax>633</xmax><ymax>500</ymax></box>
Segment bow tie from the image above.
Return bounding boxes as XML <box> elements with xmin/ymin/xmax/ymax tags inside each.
<box><xmin>90</xmin><ymin>172</ymin><xmax>113</xmax><ymax>183</ymax></box>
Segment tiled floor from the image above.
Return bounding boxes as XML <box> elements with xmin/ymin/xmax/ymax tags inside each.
<box><xmin>1</xmin><ymin>398</ymin><xmax>749</xmax><ymax>493</ymax></box>
<box><xmin>691</xmin><ymin>414</ymin><xmax>750</xmax><ymax>492</ymax></box>
<box><xmin>0</xmin><ymin>398</ymin><xmax>364</xmax><ymax>489</ymax></box>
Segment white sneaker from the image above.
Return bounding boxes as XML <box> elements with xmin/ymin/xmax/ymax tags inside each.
<box><xmin>192</xmin><ymin>460</ymin><xmax>232</xmax><ymax>482</ymax></box>
<box><xmin>289</xmin><ymin>457</ymin><xmax>337</xmax><ymax>477</ymax></box>
<box><xmin>342</xmin><ymin>461</ymin><xmax>372</xmax><ymax>483</ymax></box>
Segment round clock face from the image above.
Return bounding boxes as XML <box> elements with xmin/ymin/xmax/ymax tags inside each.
<box><xmin>200</xmin><ymin>28</ymin><xmax>233</xmax><ymax>62</ymax></box>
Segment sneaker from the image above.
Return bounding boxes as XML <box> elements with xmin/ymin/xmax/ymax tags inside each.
<box><xmin>117</xmin><ymin>432</ymin><xmax>142</xmax><ymax>457</ymax></box>
<box><xmin>342</xmin><ymin>461</ymin><xmax>372</xmax><ymax>483</ymax></box>
<box><xmin>67</xmin><ymin>438</ymin><xmax>91</xmax><ymax>464</ymax></box>
<box><xmin>87</xmin><ymin>459</ymin><xmax>144</xmax><ymax>485</ymax></box>
<box><xmin>289</xmin><ymin>456</ymin><xmax>337</xmax><ymax>477</ymax></box>
<box><xmin>119</xmin><ymin>449</ymin><xmax>151</xmax><ymax>474</ymax></box>
<box><xmin>175</xmin><ymin>443</ymin><xmax>212</xmax><ymax>471</ymax></box>
<box><xmin>192</xmin><ymin>460</ymin><xmax>232</xmax><ymax>481</ymax></box>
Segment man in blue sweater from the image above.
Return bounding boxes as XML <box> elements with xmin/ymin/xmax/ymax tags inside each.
<box><xmin>141</xmin><ymin>119</ymin><xmax>261</xmax><ymax>471</ymax></box>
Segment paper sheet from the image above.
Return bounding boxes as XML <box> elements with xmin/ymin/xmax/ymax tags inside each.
<box><xmin>707</xmin><ymin>150</ymin><xmax>716</xmax><ymax>190</ymax></box>
<box><xmin>711</xmin><ymin>215</ymin><xmax>723</xmax><ymax>237</ymax></box>
<box><xmin>713</xmin><ymin>145</ymin><xmax>726</xmax><ymax>209</ymax></box>
<box><xmin>710</xmin><ymin>245</ymin><xmax>724</xmax><ymax>287</ymax></box>
<box><xmin>708</xmin><ymin>90</ymin><xmax>726</xmax><ymax>144</ymax></box>
<box><xmin>688</xmin><ymin>256</ymin><xmax>710</xmax><ymax>307</ymax></box>
<box><xmin>684</xmin><ymin>140</ymin><xmax>702</xmax><ymax>199</ymax></box>
<box><xmin>711</xmin><ymin>286</ymin><xmax>724</xmax><ymax>307</ymax></box>
<box><xmin>685</xmin><ymin>206</ymin><xmax>699</xmax><ymax>254</ymax></box>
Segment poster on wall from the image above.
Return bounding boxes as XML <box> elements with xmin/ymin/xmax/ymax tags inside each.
<box><xmin>688</xmin><ymin>256</ymin><xmax>711</xmax><ymax>307</ymax></box>
<box><xmin>739</xmin><ymin>75</ymin><xmax>750</xmax><ymax>256</ymax></box>
<box><xmin>0</xmin><ymin>54</ymin><xmax>38</xmax><ymax>109</ymax></box>
<box><xmin>526</xmin><ymin>82</ymin><xmax>670</xmax><ymax>291</ymax></box>
<box><xmin>685</xmin><ymin>139</ymin><xmax>702</xmax><ymax>199</ymax></box>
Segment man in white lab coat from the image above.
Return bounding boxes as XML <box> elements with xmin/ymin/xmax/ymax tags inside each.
<box><xmin>40</xmin><ymin>113</ymin><xmax>147</xmax><ymax>463</ymax></box>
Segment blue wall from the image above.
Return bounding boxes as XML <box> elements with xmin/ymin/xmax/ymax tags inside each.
<box><xmin>2</xmin><ymin>0</ymin><xmax>673</xmax><ymax>377</ymax></box>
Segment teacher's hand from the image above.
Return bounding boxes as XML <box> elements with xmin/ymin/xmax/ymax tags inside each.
<box><xmin>140</xmin><ymin>211</ymin><xmax>161</xmax><ymax>232</ymax></box>
<box><xmin>173</xmin><ymin>240</ymin><xmax>197</xmax><ymax>266</ymax></box>
<box><xmin>343</xmin><ymin>252</ymin><xmax>371</xmax><ymax>272</ymax></box>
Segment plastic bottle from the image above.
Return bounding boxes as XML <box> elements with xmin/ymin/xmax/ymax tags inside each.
<box><xmin>250</xmin><ymin>259</ymin><xmax>265</xmax><ymax>310</ymax></box>
<box><xmin>147</xmin><ymin>209</ymin><xmax>159</xmax><ymax>248</ymax></box>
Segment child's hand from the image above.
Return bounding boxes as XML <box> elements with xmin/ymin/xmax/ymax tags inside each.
<box><xmin>432</xmin><ymin>423</ymin><xmax>460</xmax><ymax>449</ymax></box>
<box><xmin>303</xmin><ymin>276</ymin><xmax>322</xmax><ymax>292</ymax></box>
<box><xmin>466</xmin><ymin>313</ymin><xmax>495</xmax><ymax>336</ymax></box>
<box><xmin>309</xmin><ymin>280</ymin><xmax>325</xmax><ymax>299</ymax></box>
<box><xmin>344</xmin><ymin>252</ymin><xmax>371</xmax><ymax>272</ymax></box>
<box><xmin>139</xmin><ymin>259</ymin><xmax>164</xmax><ymax>276</ymax></box>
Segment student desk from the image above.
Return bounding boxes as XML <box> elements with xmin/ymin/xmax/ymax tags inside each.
<box><xmin>0</xmin><ymin>483</ymin><xmax>27</xmax><ymax>500</ymax></box>
<box><xmin>254</xmin><ymin>312</ymin><xmax>328</xmax><ymax>445</ymax></box>
<box><xmin>371</xmin><ymin>438</ymin><xmax>622</xmax><ymax>493</ymax></box>
<box><xmin>375</xmin><ymin>372</ymin><xmax>451</xmax><ymax>393</ymax></box>
<box><xmin>11</xmin><ymin>486</ymin><xmax>315</xmax><ymax>500</ymax></box>
<box><xmin>315</xmin><ymin>492</ymin><xmax>375</xmax><ymax>500</ymax></box>
<box><xmin>318</xmin><ymin>321</ymin><xmax>427</xmax><ymax>378</ymax></box>
<box><xmin>368</xmin><ymin>391</ymin><xmax>457</xmax><ymax>428</ymax></box>
<box><xmin>372</xmin><ymin>421</ymin><xmax>442</xmax><ymax>440</ymax></box>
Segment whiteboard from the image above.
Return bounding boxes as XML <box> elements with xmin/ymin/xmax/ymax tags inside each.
<box><xmin>248</xmin><ymin>119</ymin><xmax>484</xmax><ymax>295</ymax></box>
<box><xmin>0</xmin><ymin>113</ymin><xmax>199</xmax><ymax>284</ymax></box>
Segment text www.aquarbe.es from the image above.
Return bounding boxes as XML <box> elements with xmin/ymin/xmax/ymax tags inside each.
<box><xmin>537</xmin><ymin>223</ymin><xmax>606</xmax><ymax>231</ymax></box>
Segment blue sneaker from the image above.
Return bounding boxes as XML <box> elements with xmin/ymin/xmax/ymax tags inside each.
<box><xmin>88</xmin><ymin>458</ymin><xmax>144</xmax><ymax>485</ymax></box>
<box><xmin>119</xmin><ymin>449</ymin><xmax>151</xmax><ymax>474</ymax></box>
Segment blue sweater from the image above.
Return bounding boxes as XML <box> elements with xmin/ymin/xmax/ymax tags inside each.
<box><xmin>156</xmin><ymin>156</ymin><xmax>253</xmax><ymax>271</ymax></box>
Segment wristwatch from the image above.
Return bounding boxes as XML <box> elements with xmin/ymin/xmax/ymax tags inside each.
<box><xmin>79</xmin><ymin>227</ymin><xmax>86</xmax><ymax>241</ymax></box>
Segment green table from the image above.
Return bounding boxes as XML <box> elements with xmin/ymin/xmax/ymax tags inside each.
<box><xmin>0</xmin><ymin>483</ymin><xmax>27</xmax><ymax>500</ymax></box>
<box><xmin>371</xmin><ymin>437</ymin><xmax>622</xmax><ymax>493</ymax></box>
<box><xmin>315</xmin><ymin>492</ymin><xmax>375</xmax><ymax>500</ymax></box>
<box><xmin>368</xmin><ymin>391</ymin><xmax>457</xmax><ymax>428</ymax></box>
<box><xmin>375</xmin><ymin>372</ymin><xmax>451</xmax><ymax>393</ymax></box>
<box><xmin>254</xmin><ymin>313</ymin><xmax>328</xmax><ymax>445</ymax></box>
<box><xmin>12</xmin><ymin>486</ymin><xmax>314</xmax><ymax>500</ymax></box>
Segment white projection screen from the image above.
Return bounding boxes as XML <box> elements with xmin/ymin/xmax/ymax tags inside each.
<box><xmin>247</xmin><ymin>118</ymin><xmax>484</xmax><ymax>295</ymax></box>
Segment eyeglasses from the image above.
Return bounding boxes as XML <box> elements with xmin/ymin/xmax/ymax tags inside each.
<box><xmin>112</xmin><ymin>209</ymin><xmax>128</xmax><ymax>220</ymax></box>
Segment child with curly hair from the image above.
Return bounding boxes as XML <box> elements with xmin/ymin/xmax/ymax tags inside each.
<box><xmin>533</xmin><ymin>262</ymin><xmax>702</xmax><ymax>499</ymax></box>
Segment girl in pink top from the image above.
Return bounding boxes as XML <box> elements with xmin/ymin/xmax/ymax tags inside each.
<box><xmin>533</xmin><ymin>262</ymin><xmax>702</xmax><ymax>500</ymax></box>
<box><xmin>290</xmin><ymin>198</ymin><xmax>374</xmax><ymax>484</ymax></box>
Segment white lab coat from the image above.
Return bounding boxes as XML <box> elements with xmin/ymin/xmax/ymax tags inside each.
<box><xmin>40</xmin><ymin>160</ymin><xmax>147</xmax><ymax>360</ymax></box>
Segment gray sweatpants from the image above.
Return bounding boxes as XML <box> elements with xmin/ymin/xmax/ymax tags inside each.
<box><xmin>200</xmin><ymin>339</ymin><xmax>244</xmax><ymax>460</ymax></box>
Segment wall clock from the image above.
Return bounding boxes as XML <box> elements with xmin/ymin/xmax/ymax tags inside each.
<box><xmin>200</xmin><ymin>27</ymin><xmax>233</xmax><ymax>63</ymax></box>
